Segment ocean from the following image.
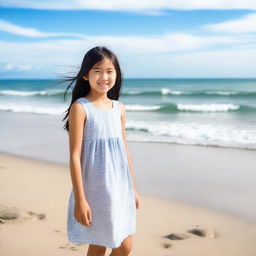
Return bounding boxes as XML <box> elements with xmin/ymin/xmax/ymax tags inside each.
<box><xmin>0</xmin><ymin>78</ymin><xmax>256</xmax><ymax>150</ymax></box>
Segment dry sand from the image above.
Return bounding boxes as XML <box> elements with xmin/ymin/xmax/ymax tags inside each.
<box><xmin>1</xmin><ymin>152</ymin><xmax>256</xmax><ymax>256</ymax></box>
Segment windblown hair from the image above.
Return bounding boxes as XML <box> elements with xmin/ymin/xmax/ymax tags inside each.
<box><xmin>60</xmin><ymin>46</ymin><xmax>123</xmax><ymax>132</ymax></box>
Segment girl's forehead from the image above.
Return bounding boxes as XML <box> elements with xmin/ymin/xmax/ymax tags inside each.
<box><xmin>92</xmin><ymin>58</ymin><xmax>115</xmax><ymax>69</ymax></box>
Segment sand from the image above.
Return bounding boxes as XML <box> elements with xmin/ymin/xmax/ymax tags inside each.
<box><xmin>1</xmin><ymin>152</ymin><xmax>256</xmax><ymax>256</ymax></box>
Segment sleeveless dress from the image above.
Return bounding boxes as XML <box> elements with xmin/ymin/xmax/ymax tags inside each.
<box><xmin>67</xmin><ymin>97</ymin><xmax>136</xmax><ymax>248</ymax></box>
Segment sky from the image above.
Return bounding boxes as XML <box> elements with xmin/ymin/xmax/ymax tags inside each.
<box><xmin>0</xmin><ymin>1</ymin><xmax>256</xmax><ymax>79</ymax></box>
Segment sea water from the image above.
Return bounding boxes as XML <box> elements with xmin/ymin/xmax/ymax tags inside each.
<box><xmin>0</xmin><ymin>78</ymin><xmax>255</xmax><ymax>150</ymax></box>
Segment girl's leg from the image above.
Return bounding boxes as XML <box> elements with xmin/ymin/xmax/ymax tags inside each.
<box><xmin>109</xmin><ymin>235</ymin><xmax>133</xmax><ymax>256</ymax></box>
<box><xmin>87</xmin><ymin>244</ymin><xmax>107</xmax><ymax>256</ymax></box>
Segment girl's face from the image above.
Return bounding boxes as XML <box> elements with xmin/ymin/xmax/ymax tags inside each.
<box><xmin>83</xmin><ymin>57</ymin><xmax>117</xmax><ymax>94</ymax></box>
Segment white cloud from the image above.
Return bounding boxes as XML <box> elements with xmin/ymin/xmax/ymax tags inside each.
<box><xmin>0</xmin><ymin>63</ymin><xmax>35</xmax><ymax>72</ymax></box>
<box><xmin>0</xmin><ymin>19</ymin><xmax>251</xmax><ymax>53</ymax></box>
<box><xmin>0</xmin><ymin>33</ymin><xmax>251</xmax><ymax>64</ymax></box>
<box><xmin>203</xmin><ymin>13</ymin><xmax>256</xmax><ymax>33</ymax></box>
<box><xmin>0</xmin><ymin>19</ymin><xmax>88</xmax><ymax>38</ymax></box>
<box><xmin>0</xmin><ymin>19</ymin><xmax>255</xmax><ymax>77</ymax></box>
<box><xmin>1</xmin><ymin>0</ymin><xmax>256</xmax><ymax>11</ymax></box>
<box><xmin>0</xmin><ymin>30</ymin><xmax>255</xmax><ymax>77</ymax></box>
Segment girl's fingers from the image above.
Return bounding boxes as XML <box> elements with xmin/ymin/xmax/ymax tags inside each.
<box><xmin>77</xmin><ymin>216</ymin><xmax>82</xmax><ymax>224</ymax></box>
<box><xmin>76</xmin><ymin>214</ymin><xmax>85</xmax><ymax>226</ymax></box>
<box><xmin>84</xmin><ymin>210</ymin><xmax>91</xmax><ymax>226</ymax></box>
<box><xmin>83</xmin><ymin>216</ymin><xmax>89</xmax><ymax>226</ymax></box>
<box><xmin>87</xmin><ymin>208</ymin><xmax>92</xmax><ymax>223</ymax></box>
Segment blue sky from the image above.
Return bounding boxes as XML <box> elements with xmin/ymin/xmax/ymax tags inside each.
<box><xmin>0</xmin><ymin>1</ymin><xmax>256</xmax><ymax>78</ymax></box>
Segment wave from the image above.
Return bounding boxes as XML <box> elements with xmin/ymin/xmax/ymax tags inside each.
<box><xmin>1</xmin><ymin>101</ymin><xmax>255</xmax><ymax>149</ymax></box>
<box><xmin>176</xmin><ymin>103</ymin><xmax>239</xmax><ymax>112</ymax></box>
<box><xmin>0</xmin><ymin>103</ymin><xmax>66</xmax><ymax>115</ymax></box>
<box><xmin>126</xmin><ymin>120</ymin><xmax>256</xmax><ymax>150</ymax></box>
<box><xmin>126</xmin><ymin>103</ymin><xmax>256</xmax><ymax>113</ymax></box>
<box><xmin>1</xmin><ymin>101</ymin><xmax>254</xmax><ymax>114</ymax></box>
<box><xmin>0</xmin><ymin>89</ymin><xmax>68</xmax><ymax>97</ymax></box>
<box><xmin>1</xmin><ymin>88</ymin><xmax>256</xmax><ymax>101</ymax></box>
<box><xmin>123</xmin><ymin>88</ymin><xmax>256</xmax><ymax>98</ymax></box>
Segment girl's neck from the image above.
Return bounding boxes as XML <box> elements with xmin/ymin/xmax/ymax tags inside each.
<box><xmin>86</xmin><ymin>93</ymin><xmax>109</xmax><ymax>103</ymax></box>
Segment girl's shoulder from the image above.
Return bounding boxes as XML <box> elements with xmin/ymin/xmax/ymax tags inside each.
<box><xmin>115</xmin><ymin>99</ymin><xmax>122</xmax><ymax>107</ymax></box>
<box><xmin>74</xmin><ymin>97</ymin><xmax>90</xmax><ymax>108</ymax></box>
<box><xmin>115</xmin><ymin>99</ymin><xmax>122</xmax><ymax>105</ymax></box>
<box><xmin>76</xmin><ymin>97</ymin><xmax>89</xmax><ymax>104</ymax></box>
<box><xmin>115</xmin><ymin>100</ymin><xmax>126</xmax><ymax>114</ymax></box>
<box><xmin>72</xmin><ymin>97</ymin><xmax>89</xmax><ymax>115</ymax></box>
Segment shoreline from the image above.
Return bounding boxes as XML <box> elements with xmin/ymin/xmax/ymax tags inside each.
<box><xmin>1</xmin><ymin>135</ymin><xmax>256</xmax><ymax>223</ymax></box>
<box><xmin>0</xmin><ymin>110</ymin><xmax>255</xmax><ymax>159</ymax></box>
<box><xmin>1</xmin><ymin>152</ymin><xmax>256</xmax><ymax>256</ymax></box>
<box><xmin>1</xmin><ymin>135</ymin><xmax>256</xmax><ymax>166</ymax></box>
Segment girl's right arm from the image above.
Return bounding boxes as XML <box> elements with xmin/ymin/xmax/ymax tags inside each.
<box><xmin>68</xmin><ymin>101</ymin><xmax>92</xmax><ymax>226</ymax></box>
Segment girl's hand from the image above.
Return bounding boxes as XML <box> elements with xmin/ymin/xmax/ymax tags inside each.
<box><xmin>134</xmin><ymin>190</ymin><xmax>140</xmax><ymax>209</ymax></box>
<box><xmin>74</xmin><ymin>199</ymin><xmax>92</xmax><ymax>226</ymax></box>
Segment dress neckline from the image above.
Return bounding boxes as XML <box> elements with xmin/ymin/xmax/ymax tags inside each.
<box><xmin>83</xmin><ymin>97</ymin><xmax>114</xmax><ymax>112</ymax></box>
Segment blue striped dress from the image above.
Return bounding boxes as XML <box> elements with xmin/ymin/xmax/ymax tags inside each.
<box><xmin>67</xmin><ymin>96</ymin><xmax>136</xmax><ymax>248</ymax></box>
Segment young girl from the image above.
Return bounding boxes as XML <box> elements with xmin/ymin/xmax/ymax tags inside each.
<box><xmin>62</xmin><ymin>46</ymin><xmax>140</xmax><ymax>256</ymax></box>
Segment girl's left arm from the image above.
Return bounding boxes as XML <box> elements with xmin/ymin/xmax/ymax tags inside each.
<box><xmin>120</xmin><ymin>102</ymin><xmax>137</xmax><ymax>193</ymax></box>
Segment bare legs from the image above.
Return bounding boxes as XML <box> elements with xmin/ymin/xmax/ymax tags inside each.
<box><xmin>87</xmin><ymin>244</ymin><xmax>107</xmax><ymax>256</ymax></box>
<box><xmin>86</xmin><ymin>235</ymin><xmax>133</xmax><ymax>256</ymax></box>
<box><xmin>109</xmin><ymin>235</ymin><xmax>133</xmax><ymax>256</ymax></box>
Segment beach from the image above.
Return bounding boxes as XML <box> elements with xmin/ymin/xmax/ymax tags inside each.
<box><xmin>1</xmin><ymin>78</ymin><xmax>256</xmax><ymax>255</ymax></box>
<box><xmin>1</xmin><ymin>147</ymin><xmax>256</xmax><ymax>256</ymax></box>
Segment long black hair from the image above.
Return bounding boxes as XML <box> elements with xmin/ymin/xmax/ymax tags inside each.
<box><xmin>61</xmin><ymin>46</ymin><xmax>123</xmax><ymax>132</ymax></box>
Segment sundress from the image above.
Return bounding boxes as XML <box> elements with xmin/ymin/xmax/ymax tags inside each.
<box><xmin>67</xmin><ymin>96</ymin><xmax>136</xmax><ymax>248</ymax></box>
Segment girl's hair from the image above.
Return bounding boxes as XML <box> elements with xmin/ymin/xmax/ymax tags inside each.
<box><xmin>61</xmin><ymin>46</ymin><xmax>123</xmax><ymax>132</ymax></box>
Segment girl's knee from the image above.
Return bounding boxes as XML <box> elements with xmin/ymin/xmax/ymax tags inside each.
<box><xmin>120</xmin><ymin>244</ymin><xmax>132</xmax><ymax>255</ymax></box>
<box><xmin>87</xmin><ymin>244</ymin><xmax>107</xmax><ymax>256</ymax></box>
<box><xmin>119</xmin><ymin>235</ymin><xmax>133</xmax><ymax>255</ymax></box>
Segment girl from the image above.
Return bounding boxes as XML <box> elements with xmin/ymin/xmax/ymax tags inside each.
<box><xmin>62</xmin><ymin>46</ymin><xmax>140</xmax><ymax>256</ymax></box>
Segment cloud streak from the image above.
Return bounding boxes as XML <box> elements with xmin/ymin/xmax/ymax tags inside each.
<box><xmin>1</xmin><ymin>0</ymin><xmax>256</xmax><ymax>11</ymax></box>
<box><xmin>1</xmin><ymin>11</ymin><xmax>256</xmax><ymax>78</ymax></box>
<box><xmin>0</xmin><ymin>63</ymin><xmax>35</xmax><ymax>72</ymax></box>
<box><xmin>203</xmin><ymin>13</ymin><xmax>256</xmax><ymax>33</ymax></box>
<box><xmin>0</xmin><ymin>19</ymin><xmax>88</xmax><ymax>38</ymax></box>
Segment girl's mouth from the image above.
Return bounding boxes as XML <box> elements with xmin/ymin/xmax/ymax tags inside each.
<box><xmin>98</xmin><ymin>83</ymin><xmax>108</xmax><ymax>87</ymax></box>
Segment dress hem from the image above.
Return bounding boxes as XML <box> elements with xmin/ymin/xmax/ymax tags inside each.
<box><xmin>67</xmin><ymin>230</ymin><xmax>136</xmax><ymax>249</ymax></box>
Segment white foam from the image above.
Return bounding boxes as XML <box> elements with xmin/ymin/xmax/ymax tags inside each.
<box><xmin>0</xmin><ymin>89</ymin><xmax>64</xmax><ymax>96</ymax></box>
<box><xmin>205</xmin><ymin>91</ymin><xmax>239</xmax><ymax>95</ymax></box>
<box><xmin>177</xmin><ymin>103</ymin><xmax>239</xmax><ymax>112</ymax></box>
<box><xmin>126</xmin><ymin>120</ymin><xmax>256</xmax><ymax>149</ymax></box>
<box><xmin>161</xmin><ymin>88</ymin><xmax>184</xmax><ymax>95</ymax></box>
<box><xmin>126</xmin><ymin>91</ymin><xmax>140</xmax><ymax>95</ymax></box>
<box><xmin>125</xmin><ymin>104</ymin><xmax>161</xmax><ymax>111</ymax></box>
<box><xmin>0</xmin><ymin>102</ymin><xmax>66</xmax><ymax>115</ymax></box>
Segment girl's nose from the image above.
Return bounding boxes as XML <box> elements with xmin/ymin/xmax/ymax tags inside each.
<box><xmin>100</xmin><ymin>72</ymin><xmax>108</xmax><ymax>80</ymax></box>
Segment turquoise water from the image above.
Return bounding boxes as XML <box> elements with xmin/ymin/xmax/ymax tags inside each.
<box><xmin>1</xmin><ymin>78</ymin><xmax>256</xmax><ymax>149</ymax></box>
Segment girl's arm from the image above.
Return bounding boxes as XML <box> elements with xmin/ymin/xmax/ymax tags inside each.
<box><xmin>120</xmin><ymin>102</ymin><xmax>137</xmax><ymax>193</ymax></box>
<box><xmin>68</xmin><ymin>101</ymin><xmax>87</xmax><ymax>203</ymax></box>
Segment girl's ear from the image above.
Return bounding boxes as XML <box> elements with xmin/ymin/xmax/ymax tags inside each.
<box><xmin>83</xmin><ymin>76</ymin><xmax>88</xmax><ymax>80</ymax></box>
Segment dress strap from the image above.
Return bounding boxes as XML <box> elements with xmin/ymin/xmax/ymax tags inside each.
<box><xmin>75</xmin><ymin>97</ymin><xmax>90</xmax><ymax>117</ymax></box>
<box><xmin>78</xmin><ymin>97</ymin><xmax>122</xmax><ymax>114</ymax></box>
<box><xmin>115</xmin><ymin>100</ymin><xmax>121</xmax><ymax>112</ymax></box>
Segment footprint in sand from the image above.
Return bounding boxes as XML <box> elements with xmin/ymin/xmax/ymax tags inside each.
<box><xmin>163</xmin><ymin>232</ymin><xmax>190</xmax><ymax>240</ymax></box>
<box><xmin>53</xmin><ymin>229</ymin><xmax>68</xmax><ymax>238</ymax></box>
<box><xmin>59</xmin><ymin>243</ymin><xmax>82</xmax><ymax>251</ymax></box>
<box><xmin>187</xmin><ymin>225</ymin><xmax>216</xmax><ymax>238</ymax></box>
<box><xmin>160</xmin><ymin>242</ymin><xmax>172</xmax><ymax>248</ymax></box>
<box><xmin>162</xmin><ymin>225</ymin><xmax>216</xmax><ymax>249</ymax></box>
<box><xmin>0</xmin><ymin>205</ymin><xmax>46</xmax><ymax>224</ymax></box>
<box><xmin>28</xmin><ymin>211</ymin><xmax>46</xmax><ymax>220</ymax></box>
